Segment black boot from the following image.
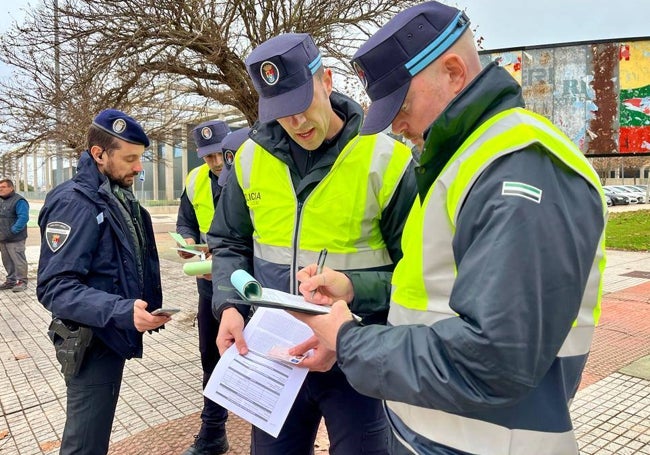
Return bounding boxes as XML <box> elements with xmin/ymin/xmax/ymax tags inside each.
<box><xmin>181</xmin><ymin>434</ymin><xmax>229</xmax><ymax>455</ymax></box>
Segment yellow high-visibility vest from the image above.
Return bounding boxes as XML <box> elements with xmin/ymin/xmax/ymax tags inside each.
<box><xmin>185</xmin><ymin>164</ymin><xmax>214</xmax><ymax>234</ymax></box>
<box><xmin>234</xmin><ymin>134</ymin><xmax>412</xmax><ymax>271</ymax></box>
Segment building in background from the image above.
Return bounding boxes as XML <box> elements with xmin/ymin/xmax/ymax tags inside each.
<box><xmin>0</xmin><ymin>106</ymin><xmax>247</xmax><ymax>202</ymax></box>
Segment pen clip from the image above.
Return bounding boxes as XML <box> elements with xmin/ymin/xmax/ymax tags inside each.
<box><xmin>311</xmin><ymin>248</ymin><xmax>328</xmax><ymax>298</ymax></box>
<box><xmin>316</xmin><ymin>248</ymin><xmax>328</xmax><ymax>274</ymax></box>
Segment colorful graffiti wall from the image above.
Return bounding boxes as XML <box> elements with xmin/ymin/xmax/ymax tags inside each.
<box><xmin>480</xmin><ymin>39</ymin><xmax>650</xmax><ymax>154</ymax></box>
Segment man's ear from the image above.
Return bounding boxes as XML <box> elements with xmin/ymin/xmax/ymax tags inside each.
<box><xmin>90</xmin><ymin>145</ymin><xmax>104</xmax><ymax>164</ymax></box>
<box><xmin>441</xmin><ymin>53</ymin><xmax>467</xmax><ymax>95</ymax></box>
<box><xmin>322</xmin><ymin>68</ymin><xmax>334</xmax><ymax>95</ymax></box>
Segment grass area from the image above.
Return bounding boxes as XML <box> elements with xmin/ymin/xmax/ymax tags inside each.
<box><xmin>28</xmin><ymin>209</ymin><xmax>40</xmax><ymax>228</ymax></box>
<box><xmin>606</xmin><ymin>209</ymin><xmax>650</xmax><ymax>251</ymax></box>
<box><xmin>24</xmin><ymin>205</ymin><xmax>650</xmax><ymax>252</ymax></box>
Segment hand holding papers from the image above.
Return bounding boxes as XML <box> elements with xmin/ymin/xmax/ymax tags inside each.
<box><xmin>169</xmin><ymin>232</ymin><xmax>208</xmax><ymax>260</ymax></box>
<box><xmin>204</xmin><ymin>307</ymin><xmax>313</xmax><ymax>437</ymax></box>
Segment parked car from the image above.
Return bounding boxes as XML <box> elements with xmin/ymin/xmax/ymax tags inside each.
<box><xmin>605</xmin><ymin>194</ymin><xmax>613</xmax><ymax>207</ymax></box>
<box><xmin>602</xmin><ymin>187</ymin><xmax>631</xmax><ymax>205</ymax></box>
<box><xmin>605</xmin><ymin>185</ymin><xmax>645</xmax><ymax>204</ymax></box>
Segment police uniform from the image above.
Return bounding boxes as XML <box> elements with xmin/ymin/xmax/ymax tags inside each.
<box><xmin>208</xmin><ymin>33</ymin><xmax>419</xmax><ymax>454</ymax></box>
<box><xmin>37</xmin><ymin>109</ymin><xmax>162</xmax><ymax>455</ymax></box>
<box><xmin>176</xmin><ymin>120</ymin><xmax>251</xmax><ymax>455</ymax></box>
<box><xmin>332</xmin><ymin>3</ymin><xmax>608</xmax><ymax>454</ymax></box>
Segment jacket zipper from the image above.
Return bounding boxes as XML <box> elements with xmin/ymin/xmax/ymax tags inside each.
<box><xmin>290</xmin><ymin>200</ymin><xmax>304</xmax><ymax>294</ymax></box>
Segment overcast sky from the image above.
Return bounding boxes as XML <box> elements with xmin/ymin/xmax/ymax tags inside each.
<box><xmin>1</xmin><ymin>0</ymin><xmax>650</xmax><ymax>74</ymax></box>
<box><xmin>452</xmin><ymin>0</ymin><xmax>650</xmax><ymax>50</ymax></box>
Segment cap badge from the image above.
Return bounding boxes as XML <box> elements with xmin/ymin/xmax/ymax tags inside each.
<box><xmin>261</xmin><ymin>61</ymin><xmax>279</xmax><ymax>86</ymax></box>
<box><xmin>112</xmin><ymin>118</ymin><xmax>127</xmax><ymax>134</ymax></box>
<box><xmin>201</xmin><ymin>126</ymin><xmax>213</xmax><ymax>140</ymax></box>
<box><xmin>224</xmin><ymin>150</ymin><xmax>235</xmax><ymax>166</ymax></box>
<box><xmin>352</xmin><ymin>62</ymin><xmax>368</xmax><ymax>89</ymax></box>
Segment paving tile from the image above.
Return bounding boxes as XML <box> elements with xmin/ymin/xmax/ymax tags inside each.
<box><xmin>2</xmin><ymin>242</ymin><xmax>650</xmax><ymax>454</ymax></box>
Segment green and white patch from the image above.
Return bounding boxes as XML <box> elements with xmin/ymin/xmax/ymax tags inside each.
<box><xmin>501</xmin><ymin>181</ymin><xmax>542</xmax><ymax>204</ymax></box>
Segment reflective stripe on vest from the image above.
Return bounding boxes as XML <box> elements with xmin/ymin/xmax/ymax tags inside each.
<box><xmin>388</xmin><ymin>401</ymin><xmax>580</xmax><ymax>455</ymax></box>
<box><xmin>387</xmin><ymin>108</ymin><xmax>607</xmax><ymax>454</ymax></box>
<box><xmin>234</xmin><ymin>134</ymin><xmax>412</xmax><ymax>272</ymax></box>
<box><xmin>185</xmin><ymin>164</ymin><xmax>214</xmax><ymax>234</ymax></box>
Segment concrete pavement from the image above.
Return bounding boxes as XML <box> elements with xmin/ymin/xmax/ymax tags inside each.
<box><xmin>0</xmin><ymin>209</ymin><xmax>649</xmax><ymax>454</ymax></box>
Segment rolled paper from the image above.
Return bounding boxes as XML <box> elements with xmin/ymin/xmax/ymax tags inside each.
<box><xmin>183</xmin><ymin>260</ymin><xmax>212</xmax><ymax>276</ymax></box>
<box><xmin>231</xmin><ymin>269</ymin><xmax>262</xmax><ymax>299</ymax></box>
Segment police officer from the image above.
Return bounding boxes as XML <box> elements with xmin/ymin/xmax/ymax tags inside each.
<box><xmin>37</xmin><ymin>109</ymin><xmax>169</xmax><ymax>455</ymax></box>
<box><xmin>176</xmin><ymin>120</ymin><xmax>250</xmax><ymax>455</ymax></box>
<box><xmin>209</xmin><ymin>33</ymin><xmax>418</xmax><ymax>454</ymax></box>
<box><xmin>292</xmin><ymin>3</ymin><xmax>608</xmax><ymax>454</ymax></box>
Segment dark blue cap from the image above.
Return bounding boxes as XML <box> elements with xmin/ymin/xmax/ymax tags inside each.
<box><xmin>191</xmin><ymin>120</ymin><xmax>231</xmax><ymax>158</ymax></box>
<box><xmin>351</xmin><ymin>1</ymin><xmax>470</xmax><ymax>135</ymax></box>
<box><xmin>245</xmin><ymin>33</ymin><xmax>322</xmax><ymax>122</ymax></box>
<box><xmin>218</xmin><ymin>127</ymin><xmax>251</xmax><ymax>187</ymax></box>
<box><xmin>92</xmin><ymin>109</ymin><xmax>150</xmax><ymax>147</ymax></box>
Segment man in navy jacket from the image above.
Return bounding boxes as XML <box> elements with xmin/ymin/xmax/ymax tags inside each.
<box><xmin>37</xmin><ymin>109</ymin><xmax>169</xmax><ymax>455</ymax></box>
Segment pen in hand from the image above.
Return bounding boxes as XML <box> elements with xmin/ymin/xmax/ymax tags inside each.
<box><xmin>311</xmin><ymin>248</ymin><xmax>328</xmax><ymax>298</ymax></box>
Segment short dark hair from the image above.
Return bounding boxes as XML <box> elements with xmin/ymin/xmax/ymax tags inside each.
<box><xmin>87</xmin><ymin>124</ymin><xmax>121</xmax><ymax>155</ymax></box>
<box><xmin>0</xmin><ymin>179</ymin><xmax>14</xmax><ymax>188</ymax></box>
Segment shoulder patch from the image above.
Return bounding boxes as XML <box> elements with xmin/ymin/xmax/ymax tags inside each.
<box><xmin>501</xmin><ymin>181</ymin><xmax>542</xmax><ymax>204</ymax></box>
<box><xmin>45</xmin><ymin>222</ymin><xmax>72</xmax><ymax>253</ymax></box>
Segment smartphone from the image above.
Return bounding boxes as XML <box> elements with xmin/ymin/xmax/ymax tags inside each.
<box><xmin>152</xmin><ymin>308</ymin><xmax>180</xmax><ymax>317</ymax></box>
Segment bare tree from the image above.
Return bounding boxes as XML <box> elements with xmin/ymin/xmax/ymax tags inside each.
<box><xmin>590</xmin><ymin>155</ymin><xmax>650</xmax><ymax>185</ymax></box>
<box><xmin>0</xmin><ymin>0</ymin><xmax>418</xmax><ymax>158</ymax></box>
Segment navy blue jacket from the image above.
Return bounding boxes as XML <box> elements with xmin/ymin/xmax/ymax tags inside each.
<box><xmin>37</xmin><ymin>151</ymin><xmax>163</xmax><ymax>359</ymax></box>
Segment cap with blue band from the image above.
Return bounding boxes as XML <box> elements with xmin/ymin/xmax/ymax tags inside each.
<box><xmin>351</xmin><ymin>2</ymin><xmax>470</xmax><ymax>135</ymax></box>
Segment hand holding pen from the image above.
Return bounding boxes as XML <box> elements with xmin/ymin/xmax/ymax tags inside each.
<box><xmin>297</xmin><ymin>251</ymin><xmax>355</xmax><ymax>304</ymax></box>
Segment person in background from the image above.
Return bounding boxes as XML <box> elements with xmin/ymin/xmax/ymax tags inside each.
<box><xmin>216</xmin><ymin>127</ymin><xmax>251</xmax><ymax>189</ymax></box>
<box><xmin>292</xmin><ymin>2</ymin><xmax>608</xmax><ymax>454</ymax></box>
<box><xmin>0</xmin><ymin>178</ymin><xmax>29</xmax><ymax>292</ymax></box>
<box><xmin>176</xmin><ymin>120</ymin><xmax>249</xmax><ymax>455</ymax></box>
<box><xmin>37</xmin><ymin>109</ymin><xmax>169</xmax><ymax>455</ymax></box>
<box><xmin>208</xmin><ymin>32</ymin><xmax>418</xmax><ymax>454</ymax></box>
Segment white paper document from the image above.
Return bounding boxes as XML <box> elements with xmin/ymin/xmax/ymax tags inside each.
<box><xmin>203</xmin><ymin>307</ymin><xmax>313</xmax><ymax>437</ymax></box>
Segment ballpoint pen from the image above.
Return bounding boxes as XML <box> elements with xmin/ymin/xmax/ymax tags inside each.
<box><xmin>311</xmin><ymin>248</ymin><xmax>328</xmax><ymax>298</ymax></box>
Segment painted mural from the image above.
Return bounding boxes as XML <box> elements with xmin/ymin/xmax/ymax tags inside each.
<box><xmin>481</xmin><ymin>38</ymin><xmax>650</xmax><ymax>154</ymax></box>
<box><xmin>619</xmin><ymin>41</ymin><xmax>650</xmax><ymax>153</ymax></box>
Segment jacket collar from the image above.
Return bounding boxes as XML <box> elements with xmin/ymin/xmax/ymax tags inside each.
<box><xmin>249</xmin><ymin>91</ymin><xmax>364</xmax><ymax>166</ymax></box>
<box><xmin>75</xmin><ymin>150</ymin><xmax>109</xmax><ymax>191</ymax></box>
<box><xmin>415</xmin><ymin>62</ymin><xmax>525</xmax><ymax>200</ymax></box>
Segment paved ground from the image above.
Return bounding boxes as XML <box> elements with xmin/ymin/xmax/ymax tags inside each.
<box><xmin>0</xmin><ymin>206</ymin><xmax>649</xmax><ymax>454</ymax></box>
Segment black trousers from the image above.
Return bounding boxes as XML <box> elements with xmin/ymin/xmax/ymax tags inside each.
<box><xmin>60</xmin><ymin>339</ymin><xmax>125</xmax><ymax>455</ymax></box>
<box><xmin>197</xmin><ymin>288</ymin><xmax>228</xmax><ymax>438</ymax></box>
<box><xmin>251</xmin><ymin>367</ymin><xmax>391</xmax><ymax>455</ymax></box>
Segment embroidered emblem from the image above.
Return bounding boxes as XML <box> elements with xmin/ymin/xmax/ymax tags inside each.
<box><xmin>260</xmin><ymin>61</ymin><xmax>279</xmax><ymax>85</ymax></box>
<box><xmin>112</xmin><ymin>118</ymin><xmax>127</xmax><ymax>134</ymax></box>
<box><xmin>352</xmin><ymin>62</ymin><xmax>368</xmax><ymax>89</ymax></box>
<box><xmin>501</xmin><ymin>181</ymin><xmax>542</xmax><ymax>204</ymax></box>
<box><xmin>201</xmin><ymin>126</ymin><xmax>213</xmax><ymax>140</ymax></box>
<box><xmin>224</xmin><ymin>150</ymin><xmax>235</xmax><ymax>166</ymax></box>
<box><xmin>45</xmin><ymin>221</ymin><xmax>72</xmax><ymax>253</ymax></box>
